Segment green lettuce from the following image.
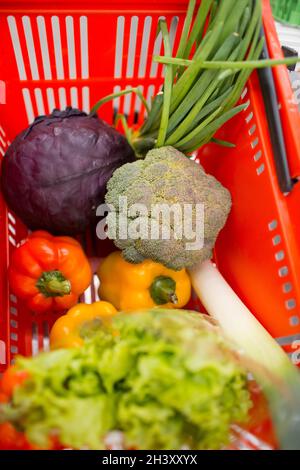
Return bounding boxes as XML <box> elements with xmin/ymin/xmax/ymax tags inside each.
<box><xmin>0</xmin><ymin>310</ymin><xmax>251</xmax><ymax>449</ymax></box>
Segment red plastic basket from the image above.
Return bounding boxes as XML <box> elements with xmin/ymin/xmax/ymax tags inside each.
<box><xmin>0</xmin><ymin>0</ymin><xmax>299</xmax><ymax>449</ymax></box>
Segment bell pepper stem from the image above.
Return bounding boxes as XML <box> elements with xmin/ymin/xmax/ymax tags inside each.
<box><xmin>46</xmin><ymin>279</ymin><xmax>71</xmax><ymax>296</ymax></box>
<box><xmin>36</xmin><ymin>270</ymin><xmax>71</xmax><ymax>298</ymax></box>
<box><xmin>150</xmin><ymin>276</ymin><xmax>178</xmax><ymax>305</ymax></box>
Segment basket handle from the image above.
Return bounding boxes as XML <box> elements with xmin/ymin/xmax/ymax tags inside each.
<box><xmin>258</xmin><ymin>26</ymin><xmax>294</xmax><ymax>194</ymax></box>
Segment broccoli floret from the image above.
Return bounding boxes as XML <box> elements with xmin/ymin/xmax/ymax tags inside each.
<box><xmin>105</xmin><ymin>146</ymin><xmax>231</xmax><ymax>270</ymax></box>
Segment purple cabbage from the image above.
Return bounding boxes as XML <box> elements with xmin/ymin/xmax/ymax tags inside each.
<box><xmin>1</xmin><ymin>108</ymin><xmax>134</xmax><ymax>234</ymax></box>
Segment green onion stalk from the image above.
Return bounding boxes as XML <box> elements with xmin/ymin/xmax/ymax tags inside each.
<box><xmin>91</xmin><ymin>0</ymin><xmax>300</xmax><ymax>449</ymax></box>
<box><xmin>91</xmin><ymin>0</ymin><xmax>299</xmax><ymax>156</ymax></box>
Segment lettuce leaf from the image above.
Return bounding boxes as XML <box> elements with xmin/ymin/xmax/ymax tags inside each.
<box><xmin>0</xmin><ymin>310</ymin><xmax>251</xmax><ymax>449</ymax></box>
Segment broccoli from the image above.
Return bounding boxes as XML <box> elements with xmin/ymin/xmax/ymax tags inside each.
<box><xmin>105</xmin><ymin>146</ymin><xmax>231</xmax><ymax>270</ymax></box>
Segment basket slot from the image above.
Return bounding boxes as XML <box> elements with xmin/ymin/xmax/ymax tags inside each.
<box><xmin>7</xmin><ymin>16</ymin><xmax>27</xmax><ymax>80</ymax></box>
<box><xmin>256</xmin><ymin>163</ymin><xmax>265</xmax><ymax>175</ymax></box>
<box><xmin>42</xmin><ymin>321</ymin><xmax>50</xmax><ymax>352</ymax></box>
<box><xmin>285</xmin><ymin>298</ymin><xmax>297</xmax><ymax>310</ymax></box>
<box><xmin>126</xmin><ymin>16</ymin><xmax>138</xmax><ymax>79</ymax></box>
<box><xmin>123</xmin><ymin>84</ymin><xmax>133</xmax><ymax>116</ymax></box>
<box><xmin>0</xmin><ymin>130</ymin><xmax>8</xmax><ymax>156</ymax></box>
<box><xmin>22</xmin><ymin>16</ymin><xmax>40</xmax><ymax>80</ymax></box>
<box><xmin>93</xmin><ymin>274</ymin><xmax>100</xmax><ymax>302</ymax></box>
<box><xmin>31</xmin><ymin>322</ymin><xmax>39</xmax><ymax>356</ymax></box>
<box><xmin>82</xmin><ymin>280</ymin><xmax>100</xmax><ymax>305</ymax></box>
<box><xmin>82</xmin><ymin>86</ymin><xmax>89</xmax><ymax>112</ymax></box>
<box><xmin>290</xmin><ymin>316</ymin><xmax>300</xmax><ymax>327</ymax></box>
<box><xmin>138</xmin><ymin>16</ymin><xmax>152</xmax><ymax>78</ymax></box>
<box><xmin>81</xmin><ymin>284</ymin><xmax>92</xmax><ymax>304</ymax></box>
<box><xmin>254</xmin><ymin>150</ymin><xmax>262</xmax><ymax>162</ymax></box>
<box><xmin>37</xmin><ymin>16</ymin><xmax>52</xmax><ymax>80</ymax></box>
<box><xmin>272</xmin><ymin>234</ymin><xmax>281</xmax><ymax>246</ymax></box>
<box><xmin>150</xmin><ymin>19</ymin><xmax>163</xmax><ymax>78</ymax></box>
<box><xmin>112</xmin><ymin>84</ymin><xmax>121</xmax><ymax>120</ymax></box>
<box><xmin>66</xmin><ymin>16</ymin><xmax>77</xmax><ymax>79</ymax></box>
<box><xmin>51</xmin><ymin>16</ymin><xmax>65</xmax><ymax>79</ymax></box>
<box><xmin>34</xmin><ymin>87</ymin><xmax>45</xmax><ymax>115</ymax></box>
<box><xmin>133</xmin><ymin>85</ymin><xmax>144</xmax><ymax>124</ymax></box>
<box><xmin>282</xmin><ymin>282</ymin><xmax>292</xmax><ymax>293</ymax></box>
<box><xmin>22</xmin><ymin>88</ymin><xmax>34</xmax><ymax>123</ymax></box>
<box><xmin>58</xmin><ymin>86</ymin><xmax>67</xmax><ymax>109</ymax></box>
<box><xmin>246</xmin><ymin>112</ymin><xmax>254</xmax><ymax>124</ymax></box>
<box><xmin>46</xmin><ymin>87</ymin><xmax>55</xmax><ymax>112</ymax></box>
<box><xmin>114</xmin><ymin>16</ymin><xmax>125</xmax><ymax>79</ymax></box>
<box><xmin>145</xmin><ymin>83</ymin><xmax>155</xmax><ymax>113</ymax></box>
<box><xmin>70</xmin><ymin>86</ymin><xmax>79</xmax><ymax>108</ymax></box>
<box><xmin>79</xmin><ymin>15</ymin><xmax>89</xmax><ymax>79</ymax></box>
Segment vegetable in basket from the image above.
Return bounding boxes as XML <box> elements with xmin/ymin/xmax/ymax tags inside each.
<box><xmin>9</xmin><ymin>230</ymin><xmax>92</xmax><ymax>313</ymax></box>
<box><xmin>105</xmin><ymin>147</ymin><xmax>231</xmax><ymax>270</ymax></box>
<box><xmin>97</xmin><ymin>251</ymin><xmax>191</xmax><ymax>309</ymax></box>
<box><xmin>0</xmin><ymin>423</ymin><xmax>37</xmax><ymax>450</ymax></box>
<box><xmin>0</xmin><ymin>108</ymin><xmax>134</xmax><ymax>235</ymax></box>
<box><xmin>0</xmin><ymin>367</ymin><xmax>61</xmax><ymax>450</ymax></box>
<box><xmin>50</xmin><ymin>301</ymin><xmax>117</xmax><ymax>349</ymax></box>
<box><xmin>0</xmin><ymin>367</ymin><xmax>35</xmax><ymax>450</ymax></box>
<box><xmin>0</xmin><ymin>310</ymin><xmax>252</xmax><ymax>450</ymax></box>
<box><xmin>92</xmin><ymin>0</ymin><xmax>299</xmax><ymax>156</ymax></box>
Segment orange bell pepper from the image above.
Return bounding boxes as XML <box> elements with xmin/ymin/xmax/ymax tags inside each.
<box><xmin>9</xmin><ymin>230</ymin><xmax>92</xmax><ymax>314</ymax></box>
<box><xmin>50</xmin><ymin>301</ymin><xmax>117</xmax><ymax>349</ymax></box>
<box><xmin>0</xmin><ymin>366</ymin><xmax>66</xmax><ymax>450</ymax></box>
<box><xmin>0</xmin><ymin>422</ymin><xmax>34</xmax><ymax>450</ymax></box>
<box><xmin>0</xmin><ymin>366</ymin><xmax>35</xmax><ymax>450</ymax></box>
<box><xmin>0</xmin><ymin>422</ymin><xmax>63</xmax><ymax>450</ymax></box>
<box><xmin>97</xmin><ymin>251</ymin><xmax>191</xmax><ymax>311</ymax></box>
<box><xmin>0</xmin><ymin>366</ymin><xmax>30</xmax><ymax>398</ymax></box>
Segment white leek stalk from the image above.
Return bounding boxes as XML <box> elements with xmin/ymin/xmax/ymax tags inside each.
<box><xmin>189</xmin><ymin>260</ymin><xmax>300</xmax><ymax>450</ymax></box>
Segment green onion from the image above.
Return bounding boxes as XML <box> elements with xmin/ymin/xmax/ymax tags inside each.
<box><xmin>153</xmin><ymin>56</ymin><xmax>300</xmax><ymax>70</ymax></box>
<box><xmin>189</xmin><ymin>261</ymin><xmax>300</xmax><ymax>450</ymax></box>
<box><xmin>92</xmin><ymin>0</ymin><xmax>299</xmax><ymax>155</ymax></box>
<box><xmin>156</xmin><ymin>20</ymin><xmax>173</xmax><ymax>148</ymax></box>
<box><xmin>114</xmin><ymin>114</ymin><xmax>133</xmax><ymax>147</ymax></box>
<box><xmin>167</xmin><ymin>33</ymin><xmax>240</xmax><ymax>137</ymax></box>
<box><xmin>90</xmin><ymin>87</ymin><xmax>150</xmax><ymax>116</ymax></box>
<box><xmin>175</xmin><ymin>0</ymin><xmax>197</xmax><ymax>62</ymax></box>
<box><xmin>180</xmin><ymin>0</ymin><xmax>214</xmax><ymax>62</ymax></box>
<box><xmin>177</xmin><ymin>103</ymin><xmax>247</xmax><ymax>153</ymax></box>
<box><xmin>211</xmin><ymin>137</ymin><xmax>236</xmax><ymax>148</ymax></box>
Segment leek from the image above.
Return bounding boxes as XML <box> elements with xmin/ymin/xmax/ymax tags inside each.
<box><xmin>189</xmin><ymin>260</ymin><xmax>300</xmax><ymax>450</ymax></box>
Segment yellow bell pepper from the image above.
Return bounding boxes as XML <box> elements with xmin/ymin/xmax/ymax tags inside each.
<box><xmin>50</xmin><ymin>301</ymin><xmax>117</xmax><ymax>349</ymax></box>
<box><xmin>97</xmin><ymin>251</ymin><xmax>191</xmax><ymax>311</ymax></box>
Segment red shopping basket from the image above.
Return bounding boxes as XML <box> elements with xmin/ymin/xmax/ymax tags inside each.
<box><xmin>0</xmin><ymin>0</ymin><xmax>299</xmax><ymax>373</ymax></box>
